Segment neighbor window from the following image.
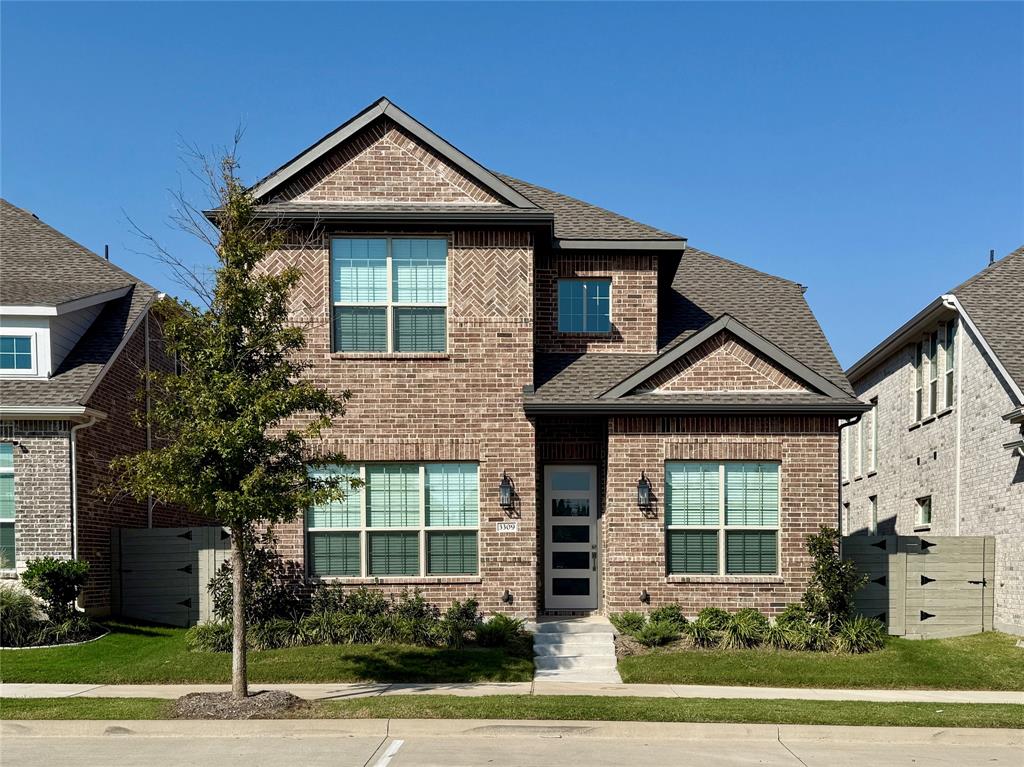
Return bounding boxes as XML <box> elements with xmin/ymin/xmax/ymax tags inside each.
<box><xmin>913</xmin><ymin>341</ymin><xmax>923</xmax><ymax>421</ymax></box>
<box><xmin>927</xmin><ymin>331</ymin><xmax>939</xmax><ymax>416</ymax></box>
<box><xmin>0</xmin><ymin>336</ymin><xmax>32</xmax><ymax>371</ymax></box>
<box><xmin>841</xmin><ymin>422</ymin><xmax>851</xmax><ymax>482</ymax></box>
<box><xmin>331</xmin><ymin>238</ymin><xmax>448</xmax><ymax>353</ymax></box>
<box><xmin>915</xmin><ymin>495</ymin><xmax>932</xmax><ymax>528</ymax></box>
<box><xmin>868</xmin><ymin>495</ymin><xmax>878</xmax><ymax>535</ymax></box>
<box><xmin>305</xmin><ymin>462</ymin><xmax>478</xmax><ymax>578</ymax></box>
<box><xmin>557</xmin><ymin>279</ymin><xmax>611</xmax><ymax>333</ymax></box>
<box><xmin>868</xmin><ymin>398</ymin><xmax>878</xmax><ymax>473</ymax></box>
<box><xmin>665</xmin><ymin>462</ymin><xmax>779</xmax><ymax>576</ymax></box>
<box><xmin>0</xmin><ymin>443</ymin><xmax>14</xmax><ymax>569</ymax></box>
<box><xmin>944</xmin><ymin>319</ymin><xmax>957</xmax><ymax>408</ymax></box>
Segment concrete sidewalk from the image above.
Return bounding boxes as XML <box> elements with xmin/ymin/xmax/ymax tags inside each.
<box><xmin>2</xmin><ymin>681</ymin><xmax>1022</xmax><ymax>704</ymax></box>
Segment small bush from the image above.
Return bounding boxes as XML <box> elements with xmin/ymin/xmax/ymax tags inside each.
<box><xmin>393</xmin><ymin>590</ymin><xmax>439</xmax><ymax>623</ymax></box>
<box><xmin>685</xmin><ymin>615</ymin><xmax>719</xmax><ymax>648</ymax></box>
<box><xmin>649</xmin><ymin>604</ymin><xmax>688</xmax><ymax>630</ymax></box>
<box><xmin>185</xmin><ymin>621</ymin><xmax>233</xmax><ymax>653</ymax></box>
<box><xmin>309</xmin><ymin>583</ymin><xmax>346</xmax><ymax>614</ymax></box>
<box><xmin>634</xmin><ymin>619</ymin><xmax>680</xmax><ymax>647</ymax></box>
<box><xmin>791</xmin><ymin>621</ymin><xmax>831</xmax><ymax>652</ymax></box>
<box><xmin>831</xmin><ymin>616</ymin><xmax>886</xmax><ymax>654</ymax></box>
<box><xmin>341</xmin><ymin>587</ymin><xmax>392</xmax><ymax>618</ymax></box>
<box><xmin>762</xmin><ymin>621</ymin><xmax>794</xmax><ymax>650</ymax></box>
<box><xmin>209</xmin><ymin>535</ymin><xmax>301</xmax><ymax>625</ymax></box>
<box><xmin>248</xmin><ymin>618</ymin><xmax>302</xmax><ymax>650</ymax></box>
<box><xmin>775</xmin><ymin>603</ymin><xmax>810</xmax><ymax>629</ymax></box>
<box><xmin>696</xmin><ymin>606</ymin><xmax>731</xmax><ymax>630</ymax></box>
<box><xmin>610</xmin><ymin>611</ymin><xmax>647</xmax><ymax>636</ymax></box>
<box><xmin>21</xmin><ymin>557</ymin><xmax>90</xmax><ymax>620</ymax></box>
<box><xmin>475</xmin><ymin>614</ymin><xmax>526</xmax><ymax>648</ymax></box>
<box><xmin>437</xmin><ymin>598</ymin><xmax>481</xmax><ymax>648</ymax></box>
<box><xmin>802</xmin><ymin>526</ymin><xmax>866</xmax><ymax>627</ymax></box>
<box><xmin>38</xmin><ymin>615</ymin><xmax>94</xmax><ymax>645</ymax></box>
<box><xmin>298</xmin><ymin>611</ymin><xmax>348</xmax><ymax>645</ymax></box>
<box><xmin>0</xmin><ymin>586</ymin><xmax>43</xmax><ymax>647</ymax></box>
<box><xmin>719</xmin><ymin>610</ymin><xmax>765</xmax><ymax>650</ymax></box>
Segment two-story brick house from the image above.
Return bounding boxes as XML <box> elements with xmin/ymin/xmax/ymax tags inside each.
<box><xmin>236</xmin><ymin>98</ymin><xmax>866</xmax><ymax>619</ymax></box>
<box><xmin>0</xmin><ymin>199</ymin><xmax>207</xmax><ymax>612</ymax></box>
<box><xmin>841</xmin><ymin>247</ymin><xmax>1024</xmax><ymax>635</ymax></box>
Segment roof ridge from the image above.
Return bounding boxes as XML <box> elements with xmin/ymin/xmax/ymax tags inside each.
<box><xmin>948</xmin><ymin>244</ymin><xmax>1024</xmax><ymax>297</ymax></box>
<box><xmin>0</xmin><ymin>198</ymin><xmax>157</xmax><ymax>295</ymax></box>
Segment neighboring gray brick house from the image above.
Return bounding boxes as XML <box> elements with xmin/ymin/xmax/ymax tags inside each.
<box><xmin>223</xmin><ymin>97</ymin><xmax>867</xmax><ymax>619</ymax></box>
<box><xmin>841</xmin><ymin>247</ymin><xmax>1024</xmax><ymax>635</ymax></box>
<box><xmin>0</xmin><ymin>199</ymin><xmax>207</xmax><ymax>612</ymax></box>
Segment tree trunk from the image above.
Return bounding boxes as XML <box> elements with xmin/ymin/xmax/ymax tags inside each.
<box><xmin>230</xmin><ymin>526</ymin><xmax>248</xmax><ymax>700</ymax></box>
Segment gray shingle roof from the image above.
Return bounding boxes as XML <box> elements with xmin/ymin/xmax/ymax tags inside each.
<box><xmin>951</xmin><ymin>245</ymin><xmax>1024</xmax><ymax>393</ymax></box>
<box><xmin>0</xmin><ymin>199</ymin><xmax>158</xmax><ymax>408</ymax></box>
<box><xmin>0</xmin><ymin>200</ymin><xmax>139</xmax><ymax>306</ymax></box>
<box><xmin>496</xmin><ymin>174</ymin><xmax>683</xmax><ymax>243</ymax></box>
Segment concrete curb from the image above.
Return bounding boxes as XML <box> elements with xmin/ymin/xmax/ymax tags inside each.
<box><xmin>2</xmin><ymin>719</ymin><xmax>1022</xmax><ymax>745</ymax></box>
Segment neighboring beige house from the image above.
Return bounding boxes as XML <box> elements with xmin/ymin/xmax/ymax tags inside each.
<box><xmin>841</xmin><ymin>246</ymin><xmax>1024</xmax><ymax>635</ymax></box>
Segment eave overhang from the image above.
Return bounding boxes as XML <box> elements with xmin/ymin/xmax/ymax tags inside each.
<box><xmin>522</xmin><ymin>400</ymin><xmax>873</xmax><ymax>416</ymax></box>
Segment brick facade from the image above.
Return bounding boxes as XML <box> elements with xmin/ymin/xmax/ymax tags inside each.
<box><xmin>843</xmin><ymin>315</ymin><xmax>1024</xmax><ymax>635</ymax></box>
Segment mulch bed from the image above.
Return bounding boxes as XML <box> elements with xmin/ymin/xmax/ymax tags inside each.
<box><xmin>171</xmin><ymin>690</ymin><xmax>309</xmax><ymax>719</ymax></box>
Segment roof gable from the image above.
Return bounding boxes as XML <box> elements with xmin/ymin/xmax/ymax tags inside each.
<box><xmin>251</xmin><ymin>98</ymin><xmax>537</xmax><ymax>209</ymax></box>
<box><xmin>602</xmin><ymin>315</ymin><xmax>852</xmax><ymax>400</ymax></box>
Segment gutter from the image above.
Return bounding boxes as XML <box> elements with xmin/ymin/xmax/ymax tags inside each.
<box><xmin>0</xmin><ymin>406</ymin><xmax>105</xmax><ymax>420</ymax></box>
<box><xmin>522</xmin><ymin>400</ymin><xmax>872</xmax><ymax>416</ymax></box>
<box><xmin>943</xmin><ymin>295</ymin><xmax>964</xmax><ymax>536</ymax></box>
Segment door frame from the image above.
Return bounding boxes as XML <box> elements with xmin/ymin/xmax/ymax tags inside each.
<box><xmin>543</xmin><ymin>464</ymin><xmax>599</xmax><ymax>610</ymax></box>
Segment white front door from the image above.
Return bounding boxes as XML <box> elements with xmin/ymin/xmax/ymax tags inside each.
<box><xmin>544</xmin><ymin>465</ymin><xmax>599</xmax><ymax>610</ymax></box>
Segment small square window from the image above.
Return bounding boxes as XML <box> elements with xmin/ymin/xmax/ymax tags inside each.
<box><xmin>557</xmin><ymin>279</ymin><xmax>611</xmax><ymax>333</ymax></box>
<box><xmin>915</xmin><ymin>496</ymin><xmax>932</xmax><ymax>527</ymax></box>
<box><xmin>0</xmin><ymin>336</ymin><xmax>32</xmax><ymax>371</ymax></box>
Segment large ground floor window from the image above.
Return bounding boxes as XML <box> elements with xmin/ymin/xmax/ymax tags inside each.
<box><xmin>0</xmin><ymin>443</ymin><xmax>14</xmax><ymax>569</ymax></box>
<box><xmin>665</xmin><ymin>461</ymin><xmax>779</xmax><ymax>576</ymax></box>
<box><xmin>306</xmin><ymin>462</ymin><xmax>479</xmax><ymax>578</ymax></box>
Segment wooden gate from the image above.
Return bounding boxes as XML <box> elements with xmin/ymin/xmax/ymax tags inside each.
<box><xmin>111</xmin><ymin>527</ymin><xmax>231</xmax><ymax>627</ymax></box>
<box><xmin>842</xmin><ymin>535</ymin><xmax>995</xmax><ymax>639</ymax></box>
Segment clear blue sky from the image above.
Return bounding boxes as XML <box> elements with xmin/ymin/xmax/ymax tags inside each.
<box><xmin>2</xmin><ymin>2</ymin><xmax>1021</xmax><ymax>367</ymax></box>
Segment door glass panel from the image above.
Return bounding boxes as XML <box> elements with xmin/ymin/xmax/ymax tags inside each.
<box><xmin>551</xmin><ymin>499</ymin><xmax>590</xmax><ymax>517</ymax></box>
<box><xmin>552</xmin><ymin>577</ymin><xmax>590</xmax><ymax>596</ymax></box>
<box><xmin>551</xmin><ymin>471</ymin><xmax>590</xmax><ymax>492</ymax></box>
<box><xmin>552</xmin><ymin>551</ymin><xmax>590</xmax><ymax>570</ymax></box>
<box><xmin>552</xmin><ymin>525</ymin><xmax>590</xmax><ymax>544</ymax></box>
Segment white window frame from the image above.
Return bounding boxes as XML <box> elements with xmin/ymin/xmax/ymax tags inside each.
<box><xmin>557</xmin><ymin>278</ymin><xmax>613</xmax><ymax>334</ymax></box>
<box><xmin>868</xmin><ymin>397</ymin><xmax>878</xmax><ymax>473</ymax></box>
<box><xmin>913</xmin><ymin>341</ymin><xmax>923</xmax><ymax>422</ymax></box>
<box><xmin>854</xmin><ymin>420</ymin><xmax>863</xmax><ymax>478</ymax></box>
<box><xmin>944</xmin><ymin>319</ymin><xmax>956</xmax><ymax>408</ymax></box>
<box><xmin>305</xmin><ymin>462</ymin><xmax>480</xmax><ymax>579</ymax></box>
<box><xmin>665</xmin><ymin>462</ymin><xmax>781</xmax><ymax>577</ymax></box>
<box><xmin>330</xmin><ymin>236</ymin><xmax>449</xmax><ymax>354</ymax></box>
<box><xmin>0</xmin><ymin>333</ymin><xmax>38</xmax><ymax>377</ymax></box>
<box><xmin>927</xmin><ymin>330</ymin><xmax>939</xmax><ymax>416</ymax></box>
<box><xmin>868</xmin><ymin>495</ymin><xmax>878</xmax><ymax>536</ymax></box>
<box><xmin>915</xmin><ymin>495</ymin><xmax>932</xmax><ymax>528</ymax></box>
<box><xmin>841</xmin><ymin>422</ymin><xmax>851</xmax><ymax>482</ymax></box>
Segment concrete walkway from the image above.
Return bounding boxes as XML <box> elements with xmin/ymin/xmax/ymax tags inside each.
<box><xmin>3</xmin><ymin>681</ymin><xmax>1021</xmax><ymax>704</ymax></box>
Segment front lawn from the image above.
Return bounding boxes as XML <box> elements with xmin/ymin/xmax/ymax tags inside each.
<box><xmin>618</xmin><ymin>631</ymin><xmax>1024</xmax><ymax>690</ymax></box>
<box><xmin>0</xmin><ymin>621</ymin><xmax>533</xmax><ymax>684</ymax></box>
<box><xmin>2</xmin><ymin>695</ymin><xmax>1022</xmax><ymax>729</ymax></box>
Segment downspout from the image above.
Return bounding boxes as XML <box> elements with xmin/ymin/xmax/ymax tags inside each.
<box><xmin>145</xmin><ymin>312</ymin><xmax>153</xmax><ymax>528</ymax></box>
<box><xmin>941</xmin><ymin>296</ymin><xmax>964</xmax><ymax>536</ymax></box>
<box><xmin>837</xmin><ymin>415</ymin><xmax>863</xmax><ymax>539</ymax></box>
<box><xmin>70</xmin><ymin>415</ymin><xmax>99</xmax><ymax>559</ymax></box>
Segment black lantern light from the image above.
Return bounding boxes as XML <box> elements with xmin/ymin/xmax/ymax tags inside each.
<box><xmin>637</xmin><ymin>471</ymin><xmax>652</xmax><ymax>509</ymax></box>
<box><xmin>499</xmin><ymin>472</ymin><xmax>515</xmax><ymax>511</ymax></box>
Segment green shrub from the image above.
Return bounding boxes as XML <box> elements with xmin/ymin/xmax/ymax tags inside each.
<box><xmin>0</xmin><ymin>586</ymin><xmax>43</xmax><ymax>647</ymax></box>
<box><xmin>208</xmin><ymin>535</ymin><xmax>300</xmax><ymax>624</ymax></box>
<box><xmin>791</xmin><ymin>621</ymin><xmax>832</xmax><ymax>652</ymax></box>
<box><xmin>609</xmin><ymin>611</ymin><xmax>647</xmax><ymax>636</ymax></box>
<box><xmin>38</xmin><ymin>615</ymin><xmax>94</xmax><ymax>646</ymax></box>
<box><xmin>802</xmin><ymin>526</ymin><xmax>866</xmax><ymax>628</ymax></box>
<box><xmin>696</xmin><ymin>606</ymin><xmax>731</xmax><ymax>630</ymax></box>
<box><xmin>649</xmin><ymin>604</ymin><xmax>688</xmax><ymax>630</ymax></box>
<box><xmin>775</xmin><ymin>603</ymin><xmax>810</xmax><ymax>629</ymax></box>
<box><xmin>341</xmin><ymin>587</ymin><xmax>391</xmax><ymax>618</ymax></box>
<box><xmin>298</xmin><ymin>611</ymin><xmax>348</xmax><ymax>645</ymax></box>
<box><xmin>685</xmin><ymin>615</ymin><xmax>719</xmax><ymax>648</ymax></box>
<box><xmin>437</xmin><ymin>598</ymin><xmax>481</xmax><ymax>648</ymax></box>
<box><xmin>634</xmin><ymin>619</ymin><xmax>680</xmax><ymax>647</ymax></box>
<box><xmin>185</xmin><ymin>621</ymin><xmax>233</xmax><ymax>652</ymax></box>
<box><xmin>21</xmin><ymin>557</ymin><xmax>90</xmax><ymax>620</ymax></box>
<box><xmin>719</xmin><ymin>610</ymin><xmax>765</xmax><ymax>650</ymax></box>
<box><xmin>762</xmin><ymin>621</ymin><xmax>794</xmax><ymax>650</ymax></box>
<box><xmin>831</xmin><ymin>616</ymin><xmax>886</xmax><ymax>654</ymax></box>
<box><xmin>475</xmin><ymin>614</ymin><xmax>526</xmax><ymax>648</ymax></box>
<box><xmin>248</xmin><ymin>618</ymin><xmax>302</xmax><ymax>650</ymax></box>
<box><xmin>309</xmin><ymin>584</ymin><xmax>346</xmax><ymax>614</ymax></box>
<box><xmin>393</xmin><ymin>590</ymin><xmax>439</xmax><ymax>622</ymax></box>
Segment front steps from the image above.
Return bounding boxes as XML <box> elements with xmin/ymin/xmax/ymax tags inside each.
<box><xmin>531</xmin><ymin>617</ymin><xmax>622</xmax><ymax>684</ymax></box>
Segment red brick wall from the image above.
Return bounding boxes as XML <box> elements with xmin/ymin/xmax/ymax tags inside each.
<box><xmin>264</xmin><ymin>228</ymin><xmax>538</xmax><ymax>617</ymax></box>
<box><xmin>602</xmin><ymin>415</ymin><xmax>839</xmax><ymax>617</ymax></box>
<box><xmin>534</xmin><ymin>253</ymin><xmax>658</xmax><ymax>354</ymax></box>
<box><xmin>646</xmin><ymin>331</ymin><xmax>807</xmax><ymax>392</ymax></box>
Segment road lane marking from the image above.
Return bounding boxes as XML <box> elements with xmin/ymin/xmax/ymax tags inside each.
<box><xmin>372</xmin><ymin>738</ymin><xmax>405</xmax><ymax>767</ymax></box>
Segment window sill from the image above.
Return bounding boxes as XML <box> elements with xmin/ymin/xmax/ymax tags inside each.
<box><xmin>0</xmin><ymin>570</ymin><xmax>18</xmax><ymax>580</ymax></box>
<box><xmin>665</xmin><ymin>575</ymin><xmax>784</xmax><ymax>585</ymax></box>
<box><xmin>913</xmin><ymin>525</ymin><xmax>931</xmax><ymax>533</ymax></box>
<box><xmin>329</xmin><ymin>352</ymin><xmax>450</xmax><ymax>361</ymax></box>
<box><xmin>309</xmin><ymin>575</ymin><xmax>481</xmax><ymax>585</ymax></box>
<box><xmin>555</xmin><ymin>331</ymin><xmax>614</xmax><ymax>338</ymax></box>
<box><xmin>841</xmin><ymin>479</ymin><xmax>851</xmax><ymax>486</ymax></box>
<box><xmin>867</xmin><ymin>470</ymin><xmax>877</xmax><ymax>478</ymax></box>
<box><xmin>937</xmin><ymin>407</ymin><xmax>954</xmax><ymax>419</ymax></box>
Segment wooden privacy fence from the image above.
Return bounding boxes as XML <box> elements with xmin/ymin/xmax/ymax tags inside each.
<box><xmin>111</xmin><ymin>526</ymin><xmax>231</xmax><ymax>627</ymax></box>
<box><xmin>842</xmin><ymin>535</ymin><xmax>995</xmax><ymax>639</ymax></box>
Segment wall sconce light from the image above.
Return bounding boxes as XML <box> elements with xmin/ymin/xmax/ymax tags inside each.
<box><xmin>499</xmin><ymin>472</ymin><xmax>515</xmax><ymax>511</ymax></box>
<box><xmin>637</xmin><ymin>471</ymin><xmax>652</xmax><ymax>509</ymax></box>
<box><xmin>501</xmin><ymin>589</ymin><xmax>513</xmax><ymax>605</ymax></box>
<box><xmin>640</xmin><ymin>589</ymin><xmax>651</xmax><ymax>604</ymax></box>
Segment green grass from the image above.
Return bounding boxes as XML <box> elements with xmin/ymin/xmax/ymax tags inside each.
<box><xmin>618</xmin><ymin>632</ymin><xmax>1024</xmax><ymax>690</ymax></box>
<box><xmin>2</xmin><ymin>696</ymin><xmax>1021</xmax><ymax>729</ymax></box>
<box><xmin>0</xmin><ymin>622</ymin><xmax>533</xmax><ymax>684</ymax></box>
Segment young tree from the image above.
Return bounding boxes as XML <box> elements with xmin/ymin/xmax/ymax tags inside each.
<box><xmin>116</xmin><ymin>152</ymin><xmax>352</xmax><ymax>699</ymax></box>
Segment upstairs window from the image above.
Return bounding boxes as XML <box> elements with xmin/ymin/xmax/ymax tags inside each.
<box><xmin>557</xmin><ymin>279</ymin><xmax>611</xmax><ymax>333</ymax></box>
<box><xmin>913</xmin><ymin>341</ymin><xmax>923</xmax><ymax>421</ymax></box>
<box><xmin>944</xmin><ymin>319</ymin><xmax>957</xmax><ymax>407</ymax></box>
<box><xmin>331</xmin><ymin>238</ymin><xmax>448</xmax><ymax>353</ymax></box>
<box><xmin>0</xmin><ymin>336</ymin><xmax>32</xmax><ymax>372</ymax></box>
<box><xmin>869</xmin><ymin>397</ymin><xmax>878</xmax><ymax>472</ymax></box>
<box><xmin>0</xmin><ymin>443</ymin><xmax>14</xmax><ymax>569</ymax></box>
<box><xmin>927</xmin><ymin>331</ymin><xmax>939</xmax><ymax>416</ymax></box>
